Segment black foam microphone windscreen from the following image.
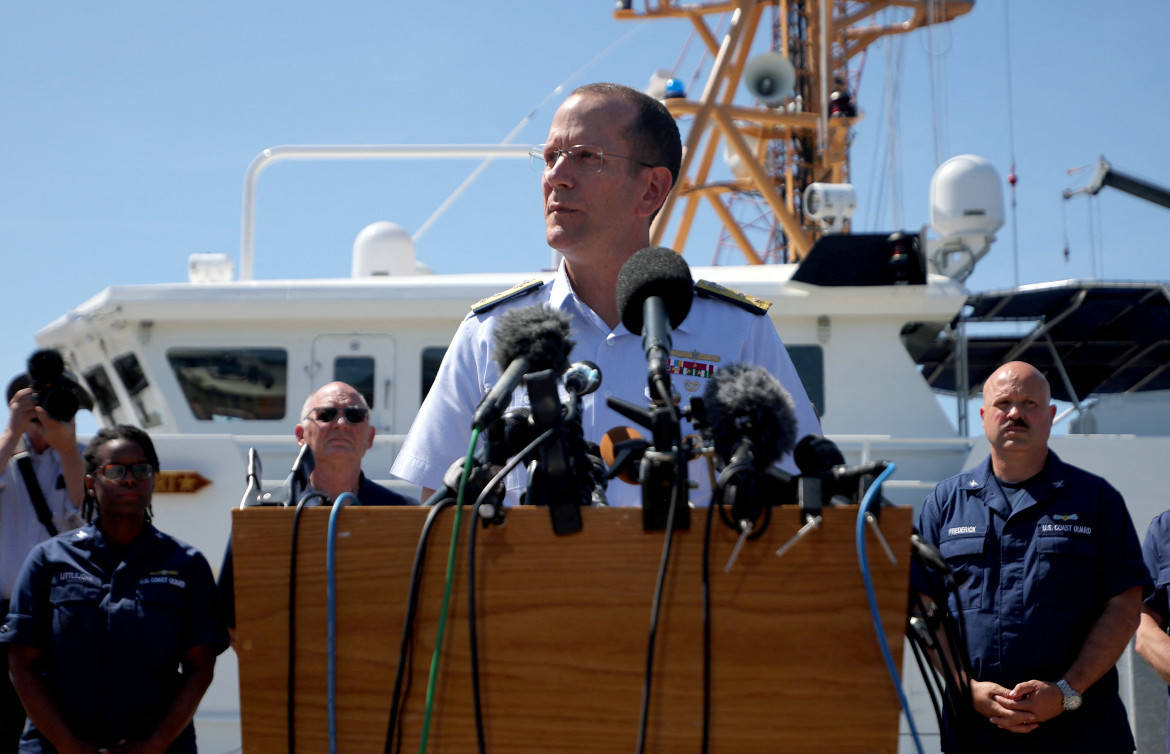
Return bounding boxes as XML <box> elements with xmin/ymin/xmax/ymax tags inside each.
<box><xmin>702</xmin><ymin>363</ymin><xmax>799</xmax><ymax>468</ymax></box>
<box><xmin>615</xmin><ymin>247</ymin><xmax>694</xmax><ymax>334</ymax></box>
<box><xmin>793</xmin><ymin>434</ymin><xmax>847</xmax><ymax>476</ymax></box>
<box><xmin>473</xmin><ymin>304</ymin><xmax>574</xmax><ymax>431</ymax></box>
<box><xmin>492</xmin><ymin>304</ymin><xmax>574</xmax><ymax>375</ymax></box>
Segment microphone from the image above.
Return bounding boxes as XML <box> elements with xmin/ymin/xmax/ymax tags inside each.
<box><xmin>701</xmin><ymin>363</ymin><xmax>798</xmax><ymax>529</ymax></box>
<box><xmin>702</xmin><ymin>363</ymin><xmax>799</xmax><ymax>470</ymax></box>
<box><xmin>472</xmin><ymin>304</ymin><xmax>573</xmax><ymax>431</ymax></box>
<box><xmin>562</xmin><ymin>360</ymin><xmax>602</xmax><ymax>397</ymax></box>
<box><xmin>424</xmin><ymin>407</ymin><xmax>542</xmax><ymax>508</ymax></box>
<box><xmin>829</xmin><ymin>460</ymin><xmax>890</xmax><ymax>483</ymax></box>
<box><xmin>615</xmin><ymin>247</ymin><xmax>694</xmax><ymax>402</ymax></box>
<box><xmin>909</xmin><ymin>533</ymin><xmax>951</xmax><ymax>578</ymax></box>
<box><xmin>794</xmin><ymin>434</ymin><xmax>889</xmax><ymax>503</ymax></box>
<box><xmin>793</xmin><ymin>434</ymin><xmax>846</xmax><ymax>476</ymax></box>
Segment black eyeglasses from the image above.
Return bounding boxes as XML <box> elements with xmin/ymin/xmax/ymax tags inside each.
<box><xmin>97</xmin><ymin>463</ymin><xmax>156</xmax><ymax>481</ymax></box>
<box><xmin>308</xmin><ymin>406</ymin><xmax>369</xmax><ymax>424</ymax></box>
<box><xmin>528</xmin><ymin>144</ymin><xmax>654</xmax><ymax>174</ymax></box>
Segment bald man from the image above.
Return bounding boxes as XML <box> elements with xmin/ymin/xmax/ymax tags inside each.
<box><xmin>219</xmin><ymin>382</ymin><xmax>409</xmax><ymax>641</ymax></box>
<box><xmin>293</xmin><ymin>382</ymin><xmax>406</xmax><ymax>506</ymax></box>
<box><xmin>915</xmin><ymin>361</ymin><xmax>1149</xmax><ymax>753</ymax></box>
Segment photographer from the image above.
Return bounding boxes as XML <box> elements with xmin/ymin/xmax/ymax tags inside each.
<box><xmin>0</xmin><ymin>353</ymin><xmax>92</xmax><ymax>752</ymax></box>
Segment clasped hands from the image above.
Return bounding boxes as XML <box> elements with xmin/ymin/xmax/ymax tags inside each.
<box><xmin>971</xmin><ymin>679</ymin><xmax>1065</xmax><ymax>733</ymax></box>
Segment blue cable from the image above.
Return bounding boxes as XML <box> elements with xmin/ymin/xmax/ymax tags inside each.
<box><xmin>327</xmin><ymin>491</ymin><xmax>358</xmax><ymax>754</ymax></box>
<box><xmin>854</xmin><ymin>463</ymin><xmax>926</xmax><ymax>754</ymax></box>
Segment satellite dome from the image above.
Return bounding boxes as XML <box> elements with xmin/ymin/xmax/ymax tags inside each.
<box><xmin>930</xmin><ymin>155</ymin><xmax>1005</xmax><ymax>238</ymax></box>
<box><xmin>352</xmin><ymin>221</ymin><xmax>416</xmax><ymax>277</ymax></box>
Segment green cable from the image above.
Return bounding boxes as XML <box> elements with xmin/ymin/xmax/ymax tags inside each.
<box><xmin>418</xmin><ymin>428</ymin><xmax>479</xmax><ymax>753</ymax></box>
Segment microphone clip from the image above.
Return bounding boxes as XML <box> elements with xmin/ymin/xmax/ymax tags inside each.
<box><xmin>243</xmin><ymin>443</ymin><xmax>317</xmax><ymax>507</ymax></box>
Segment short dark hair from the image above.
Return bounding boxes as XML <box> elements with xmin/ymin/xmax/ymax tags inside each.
<box><xmin>82</xmin><ymin>425</ymin><xmax>159</xmax><ymax>521</ymax></box>
<box><xmin>571</xmin><ymin>82</ymin><xmax>682</xmax><ymax>187</ymax></box>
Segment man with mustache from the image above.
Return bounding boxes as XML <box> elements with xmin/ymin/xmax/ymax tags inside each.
<box><xmin>914</xmin><ymin>361</ymin><xmax>1149</xmax><ymax>753</ymax></box>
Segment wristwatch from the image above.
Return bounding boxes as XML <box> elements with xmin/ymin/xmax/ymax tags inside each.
<box><xmin>1056</xmin><ymin>678</ymin><xmax>1082</xmax><ymax>711</ymax></box>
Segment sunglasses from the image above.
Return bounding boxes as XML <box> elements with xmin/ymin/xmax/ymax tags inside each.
<box><xmin>97</xmin><ymin>463</ymin><xmax>156</xmax><ymax>481</ymax></box>
<box><xmin>309</xmin><ymin>406</ymin><xmax>369</xmax><ymax>424</ymax></box>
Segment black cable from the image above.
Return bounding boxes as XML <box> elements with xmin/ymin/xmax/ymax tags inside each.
<box><xmin>466</xmin><ymin>425</ymin><xmax>559</xmax><ymax>753</ymax></box>
<box><xmin>384</xmin><ymin>497</ymin><xmax>456</xmax><ymax>754</ymax></box>
<box><xmin>700</xmin><ymin>497</ymin><xmax>717</xmax><ymax>753</ymax></box>
<box><xmin>907</xmin><ymin>548</ymin><xmax>977</xmax><ymax>747</ymax></box>
<box><xmin>906</xmin><ymin>612</ymin><xmax>948</xmax><ymax>728</ymax></box>
<box><xmin>288</xmin><ymin>491</ymin><xmax>329</xmax><ymax>754</ymax></box>
<box><xmin>467</xmin><ymin>500</ymin><xmax>488</xmax><ymax>754</ymax></box>
<box><xmin>635</xmin><ymin>458</ymin><xmax>685</xmax><ymax>754</ymax></box>
<box><xmin>909</xmin><ymin>575</ymin><xmax>965</xmax><ymax>726</ymax></box>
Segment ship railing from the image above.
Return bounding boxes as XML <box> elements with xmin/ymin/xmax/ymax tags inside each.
<box><xmin>827</xmin><ymin>434</ymin><xmax>975</xmax><ymax>500</ymax></box>
<box><xmin>240</xmin><ymin>144</ymin><xmax>534</xmax><ymax>281</ymax></box>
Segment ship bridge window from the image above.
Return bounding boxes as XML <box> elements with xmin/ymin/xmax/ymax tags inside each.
<box><xmin>83</xmin><ymin>366</ymin><xmax>120</xmax><ymax>422</ymax></box>
<box><xmin>334</xmin><ymin>356</ymin><xmax>375</xmax><ymax>408</ymax></box>
<box><xmin>113</xmin><ymin>352</ymin><xmax>162</xmax><ymax>428</ymax></box>
<box><xmin>786</xmin><ymin>345</ymin><xmax>824</xmax><ymax>418</ymax></box>
<box><xmin>421</xmin><ymin>347</ymin><xmax>446</xmax><ymax>402</ymax></box>
<box><xmin>167</xmin><ymin>348</ymin><xmax>287</xmax><ymax>421</ymax></box>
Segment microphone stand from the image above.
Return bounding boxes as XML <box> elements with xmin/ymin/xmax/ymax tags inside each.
<box><xmin>524</xmin><ymin>369</ymin><xmax>584</xmax><ymax>535</ymax></box>
<box><xmin>607</xmin><ymin>394</ymin><xmax>691</xmax><ymax>531</ymax></box>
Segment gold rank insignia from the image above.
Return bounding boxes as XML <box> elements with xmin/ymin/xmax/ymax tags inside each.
<box><xmin>470</xmin><ymin>278</ymin><xmax>547</xmax><ymax>314</ymax></box>
<box><xmin>694</xmin><ymin>279</ymin><xmax>772</xmax><ymax>315</ymax></box>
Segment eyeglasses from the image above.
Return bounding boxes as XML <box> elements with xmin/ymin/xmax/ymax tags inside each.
<box><xmin>97</xmin><ymin>463</ymin><xmax>156</xmax><ymax>481</ymax></box>
<box><xmin>529</xmin><ymin>144</ymin><xmax>654</xmax><ymax>174</ymax></box>
<box><xmin>307</xmin><ymin>406</ymin><xmax>369</xmax><ymax>424</ymax></box>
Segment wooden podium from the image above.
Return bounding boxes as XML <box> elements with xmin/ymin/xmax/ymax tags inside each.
<box><xmin>232</xmin><ymin>505</ymin><xmax>912</xmax><ymax>753</ymax></box>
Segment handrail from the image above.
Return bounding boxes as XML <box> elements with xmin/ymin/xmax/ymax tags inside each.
<box><xmin>239</xmin><ymin>144</ymin><xmax>533</xmax><ymax>281</ymax></box>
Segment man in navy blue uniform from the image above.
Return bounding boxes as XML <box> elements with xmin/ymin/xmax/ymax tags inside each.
<box><xmin>218</xmin><ymin>381</ymin><xmax>409</xmax><ymax>642</ymax></box>
<box><xmin>916</xmin><ymin>361</ymin><xmax>1149</xmax><ymax>753</ymax></box>
<box><xmin>1136</xmin><ymin>512</ymin><xmax>1170</xmax><ymax>752</ymax></box>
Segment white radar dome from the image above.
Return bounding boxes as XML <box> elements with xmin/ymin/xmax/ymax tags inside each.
<box><xmin>930</xmin><ymin>155</ymin><xmax>1005</xmax><ymax>238</ymax></box>
<box><xmin>352</xmin><ymin>221</ymin><xmax>416</xmax><ymax>277</ymax></box>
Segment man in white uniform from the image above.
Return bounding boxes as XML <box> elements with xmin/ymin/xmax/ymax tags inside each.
<box><xmin>392</xmin><ymin>82</ymin><xmax>820</xmax><ymax>507</ymax></box>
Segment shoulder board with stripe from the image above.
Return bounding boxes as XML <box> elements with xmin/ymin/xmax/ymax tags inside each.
<box><xmin>694</xmin><ymin>279</ymin><xmax>772</xmax><ymax>315</ymax></box>
<box><xmin>470</xmin><ymin>278</ymin><xmax>547</xmax><ymax>314</ymax></box>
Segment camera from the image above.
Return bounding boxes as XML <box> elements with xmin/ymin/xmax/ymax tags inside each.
<box><xmin>27</xmin><ymin>350</ymin><xmax>81</xmax><ymax>423</ymax></box>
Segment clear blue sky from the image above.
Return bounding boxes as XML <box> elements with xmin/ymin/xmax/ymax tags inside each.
<box><xmin>3</xmin><ymin>1</ymin><xmax>1168</xmax><ymax>433</ymax></box>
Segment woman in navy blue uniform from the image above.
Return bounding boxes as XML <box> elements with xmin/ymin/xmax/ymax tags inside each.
<box><xmin>1</xmin><ymin>425</ymin><xmax>228</xmax><ymax>753</ymax></box>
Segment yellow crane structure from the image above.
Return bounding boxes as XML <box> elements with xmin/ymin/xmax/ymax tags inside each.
<box><xmin>617</xmin><ymin>0</ymin><xmax>973</xmax><ymax>263</ymax></box>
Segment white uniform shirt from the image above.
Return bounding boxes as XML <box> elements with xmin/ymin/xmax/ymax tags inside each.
<box><xmin>392</xmin><ymin>263</ymin><xmax>822</xmax><ymax>508</ymax></box>
<box><xmin>0</xmin><ymin>437</ymin><xmax>84</xmax><ymax>600</ymax></box>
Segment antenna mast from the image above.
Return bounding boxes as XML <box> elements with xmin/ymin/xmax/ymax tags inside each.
<box><xmin>617</xmin><ymin>0</ymin><xmax>973</xmax><ymax>263</ymax></box>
